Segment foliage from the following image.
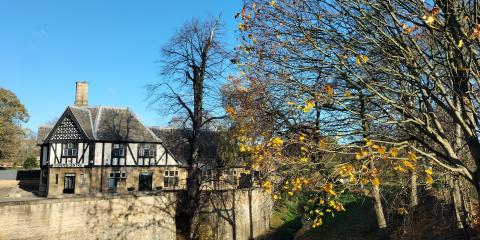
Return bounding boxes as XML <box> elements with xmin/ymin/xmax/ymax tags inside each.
<box><xmin>0</xmin><ymin>88</ymin><xmax>29</xmax><ymax>163</ymax></box>
<box><xmin>22</xmin><ymin>156</ymin><xmax>38</xmax><ymax>169</ymax></box>
<box><xmin>222</xmin><ymin>0</ymin><xmax>480</xmax><ymax>232</ymax></box>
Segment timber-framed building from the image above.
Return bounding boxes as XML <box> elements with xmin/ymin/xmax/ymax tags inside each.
<box><xmin>37</xmin><ymin>82</ymin><xmax>246</xmax><ymax>197</ymax></box>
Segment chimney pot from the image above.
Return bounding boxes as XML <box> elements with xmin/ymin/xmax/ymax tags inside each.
<box><xmin>74</xmin><ymin>81</ymin><xmax>88</xmax><ymax>107</ymax></box>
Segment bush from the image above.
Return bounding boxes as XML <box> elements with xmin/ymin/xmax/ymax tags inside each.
<box><xmin>23</xmin><ymin>157</ymin><xmax>38</xmax><ymax>169</ymax></box>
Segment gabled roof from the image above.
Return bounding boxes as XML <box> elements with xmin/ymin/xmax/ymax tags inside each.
<box><xmin>38</xmin><ymin>106</ymin><xmax>162</xmax><ymax>144</ymax></box>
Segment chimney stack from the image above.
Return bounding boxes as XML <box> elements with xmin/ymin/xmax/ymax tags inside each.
<box><xmin>74</xmin><ymin>81</ymin><xmax>88</xmax><ymax>107</ymax></box>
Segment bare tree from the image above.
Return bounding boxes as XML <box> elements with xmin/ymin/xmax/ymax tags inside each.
<box><xmin>148</xmin><ymin>18</ymin><xmax>230</xmax><ymax>239</ymax></box>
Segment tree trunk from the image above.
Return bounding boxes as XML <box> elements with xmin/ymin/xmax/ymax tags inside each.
<box><xmin>185</xmin><ymin>69</ymin><xmax>205</xmax><ymax>240</ymax></box>
<box><xmin>451</xmin><ymin>176</ymin><xmax>465</xmax><ymax>229</ymax></box>
<box><xmin>410</xmin><ymin>169</ymin><xmax>418</xmax><ymax>208</ymax></box>
<box><xmin>360</xmin><ymin>94</ymin><xmax>387</xmax><ymax>230</ymax></box>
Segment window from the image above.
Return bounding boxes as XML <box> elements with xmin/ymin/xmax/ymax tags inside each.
<box><xmin>80</xmin><ymin>174</ymin><xmax>84</xmax><ymax>185</ymax></box>
<box><xmin>138</xmin><ymin>144</ymin><xmax>156</xmax><ymax>157</ymax></box>
<box><xmin>62</xmin><ymin>143</ymin><xmax>78</xmax><ymax>157</ymax></box>
<box><xmin>112</xmin><ymin>144</ymin><xmax>126</xmax><ymax>157</ymax></box>
<box><xmin>55</xmin><ymin>174</ymin><xmax>59</xmax><ymax>184</ymax></box>
<box><xmin>164</xmin><ymin>170</ymin><xmax>179</xmax><ymax>188</ymax></box>
<box><xmin>108</xmin><ymin>170</ymin><xmax>126</xmax><ymax>192</ymax></box>
<box><xmin>223</xmin><ymin>169</ymin><xmax>238</xmax><ymax>185</ymax></box>
<box><xmin>138</xmin><ymin>172</ymin><xmax>153</xmax><ymax>191</ymax></box>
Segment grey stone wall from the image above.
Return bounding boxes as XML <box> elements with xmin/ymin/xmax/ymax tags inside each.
<box><xmin>0</xmin><ymin>193</ymin><xmax>177</xmax><ymax>240</ymax></box>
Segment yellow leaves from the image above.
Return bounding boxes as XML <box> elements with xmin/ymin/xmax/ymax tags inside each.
<box><xmin>303</xmin><ymin>99</ymin><xmax>315</xmax><ymax>113</ymax></box>
<box><xmin>300</xmin><ymin>157</ymin><xmax>308</xmax><ymax>163</ymax></box>
<box><xmin>365</xmin><ymin>138</ymin><xmax>373</xmax><ymax>147</ymax></box>
<box><xmin>319</xmin><ymin>139</ymin><xmax>326</xmax><ymax>149</ymax></box>
<box><xmin>425</xmin><ymin>175</ymin><xmax>434</xmax><ymax>184</ymax></box>
<box><xmin>299</xmin><ymin>134</ymin><xmax>306</xmax><ymax>142</ymax></box>
<box><xmin>355</xmin><ymin>55</ymin><xmax>369</xmax><ymax>65</ymax></box>
<box><xmin>372</xmin><ymin>177</ymin><xmax>380</xmax><ymax>186</ymax></box>
<box><xmin>239</xmin><ymin>144</ymin><xmax>246</xmax><ymax>152</ymax></box>
<box><xmin>323</xmin><ymin>183</ymin><xmax>337</xmax><ymax>196</ymax></box>
<box><xmin>408</xmin><ymin>151</ymin><xmax>417</xmax><ymax>161</ymax></box>
<box><xmin>262</xmin><ymin>181</ymin><xmax>272</xmax><ymax>193</ymax></box>
<box><xmin>344</xmin><ymin>89</ymin><xmax>351</xmax><ymax>97</ymax></box>
<box><xmin>273</xmin><ymin>194</ymin><xmax>281</xmax><ymax>201</ymax></box>
<box><xmin>287</xmin><ymin>191</ymin><xmax>294</xmax><ymax>196</ymax></box>
<box><xmin>402</xmin><ymin>160</ymin><xmax>415</xmax><ymax>171</ymax></box>
<box><xmin>355</xmin><ymin>152</ymin><xmax>362</xmax><ymax>160</ymax></box>
<box><xmin>268</xmin><ymin>0</ymin><xmax>276</xmax><ymax>7</ymax></box>
<box><xmin>312</xmin><ymin>217</ymin><xmax>323</xmax><ymax>228</ymax></box>
<box><xmin>425</xmin><ymin>167</ymin><xmax>433</xmax><ymax>184</ymax></box>
<box><xmin>271</xmin><ymin>136</ymin><xmax>284</xmax><ymax>147</ymax></box>
<box><xmin>238</xmin><ymin>23</ymin><xmax>247</xmax><ymax>31</ymax></box>
<box><xmin>325</xmin><ymin>84</ymin><xmax>334</xmax><ymax>97</ymax></box>
<box><xmin>390</xmin><ymin>147</ymin><xmax>399</xmax><ymax>157</ymax></box>
<box><xmin>300</xmin><ymin>146</ymin><xmax>308</xmax><ymax>152</ymax></box>
<box><xmin>423</xmin><ymin>15</ymin><xmax>435</xmax><ymax>26</ymax></box>
<box><xmin>457</xmin><ymin>39</ymin><xmax>464</xmax><ymax>48</ymax></box>
<box><xmin>397</xmin><ymin>207</ymin><xmax>408</xmax><ymax>215</ymax></box>
<box><xmin>287</xmin><ymin>101</ymin><xmax>294</xmax><ymax>105</ymax></box>
<box><xmin>394</xmin><ymin>165</ymin><xmax>407</xmax><ymax>173</ymax></box>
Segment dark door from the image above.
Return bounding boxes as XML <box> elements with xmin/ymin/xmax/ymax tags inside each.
<box><xmin>138</xmin><ymin>173</ymin><xmax>152</xmax><ymax>191</ymax></box>
<box><xmin>63</xmin><ymin>174</ymin><xmax>75</xmax><ymax>194</ymax></box>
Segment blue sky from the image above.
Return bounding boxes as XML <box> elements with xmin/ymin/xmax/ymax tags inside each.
<box><xmin>0</xmin><ymin>0</ymin><xmax>241</xmax><ymax>131</ymax></box>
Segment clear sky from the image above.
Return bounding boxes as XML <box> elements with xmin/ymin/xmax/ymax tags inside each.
<box><xmin>0</xmin><ymin>0</ymin><xmax>241</xmax><ymax>132</ymax></box>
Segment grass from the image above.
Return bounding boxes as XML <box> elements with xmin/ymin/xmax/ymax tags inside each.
<box><xmin>269</xmin><ymin>192</ymin><xmax>382</xmax><ymax>240</ymax></box>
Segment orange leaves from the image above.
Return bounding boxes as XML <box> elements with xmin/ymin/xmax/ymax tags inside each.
<box><xmin>402</xmin><ymin>160</ymin><xmax>415</xmax><ymax>171</ymax></box>
<box><xmin>325</xmin><ymin>84</ymin><xmax>334</xmax><ymax>97</ymax></box>
<box><xmin>225</xmin><ymin>105</ymin><xmax>237</xmax><ymax>119</ymax></box>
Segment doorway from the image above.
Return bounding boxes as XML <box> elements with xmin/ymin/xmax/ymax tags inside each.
<box><xmin>138</xmin><ymin>172</ymin><xmax>152</xmax><ymax>191</ymax></box>
<box><xmin>63</xmin><ymin>174</ymin><xmax>75</xmax><ymax>194</ymax></box>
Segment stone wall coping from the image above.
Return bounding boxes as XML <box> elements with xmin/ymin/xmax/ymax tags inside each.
<box><xmin>0</xmin><ymin>191</ymin><xmax>177</xmax><ymax>207</ymax></box>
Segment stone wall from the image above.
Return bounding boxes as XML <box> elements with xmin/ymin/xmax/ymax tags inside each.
<box><xmin>0</xmin><ymin>189</ymin><xmax>272</xmax><ymax>240</ymax></box>
<box><xmin>199</xmin><ymin>189</ymin><xmax>273</xmax><ymax>240</ymax></box>
<box><xmin>0</xmin><ymin>193</ymin><xmax>177</xmax><ymax>240</ymax></box>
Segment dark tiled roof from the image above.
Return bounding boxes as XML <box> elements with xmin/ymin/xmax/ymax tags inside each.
<box><xmin>149</xmin><ymin>128</ymin><xmax>219</xmax><ymax>166</ymax></box>
<box><xmin>39</xmin><ymin>106</ymin><xmax>162</xmax><ymax>144</ymax></box>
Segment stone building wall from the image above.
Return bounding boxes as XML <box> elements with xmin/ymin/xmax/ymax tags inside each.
<box><xmin>46</xmin><ymin>167</ymin><xmax>187</xmax><ymax>196</ymax></box>
<box><xmin>0</xmin><ymin>193</ymin><xmax>177</xmax><ymax>240</ymax></box>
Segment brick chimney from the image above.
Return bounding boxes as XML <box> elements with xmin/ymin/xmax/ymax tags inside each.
<box><xmin>74</xmin><ymin>81</ymin><xmax>88</xmax><ymax>107</ymax></box>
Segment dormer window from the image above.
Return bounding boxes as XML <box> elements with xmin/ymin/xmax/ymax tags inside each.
<box><xmin>62</xmin><ymin>143</ymin><xmax>78</xmax><ymax>157</ymax></box>
<box><xmin>138</xmin><ymin>144</ymin><xmax>156</xmax><ymax>157</ymax></box>
<box><xmin>112</xmin><ymin>144</ymin><xmax>126</xmax><ymax>157</ymax></box>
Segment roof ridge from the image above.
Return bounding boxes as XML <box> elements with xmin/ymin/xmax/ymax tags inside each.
<box><xmin>93</xmin><ymin>106</ymin><xmax>103</xmax><ymax>139</ymax></box>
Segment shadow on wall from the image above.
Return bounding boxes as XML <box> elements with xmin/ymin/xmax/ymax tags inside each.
<box><xmin>85</xmin><ymin>193</ymin><xmax>178</xmax><ymax>240</ymax></box>
<box><xmin>0</xmin><ymin>170</ymin><xmax>40</xmax><ymax>197</ymax></box>
<box><xmin>176</xmin><ymin>188</ymin><xmax>272</xmax><ymax>240</ymax></box>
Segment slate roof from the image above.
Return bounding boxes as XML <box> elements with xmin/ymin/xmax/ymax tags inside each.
<box><xmin>37</xmin><ymin>106</ymin><xmax>162</xmax><ymax>144</ymax></box>
<box><xmin>149</xmin><ymin>128</ymin><xmax>220</xmax><ymax>166</ymax></box>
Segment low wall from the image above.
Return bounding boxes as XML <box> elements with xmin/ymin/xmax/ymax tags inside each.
<box><xmin>199</xmin><ymin>189</ymin><xmax>273</xmax><ymax>240</ymax></box>
<box><xmin>0</xmin><ymin>170</ymin><xmax>40</xmax><ymax>180</ymax></box>
<box><xmin>0</xmin><ymin>193</ymin><xmax>177</xmax><ymax>240</ymax></box>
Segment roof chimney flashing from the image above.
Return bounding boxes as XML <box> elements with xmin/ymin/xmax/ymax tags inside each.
<box><xmin>74</xmin><ymin>81</ymin><xmax>89</xmax><ymax>107</ymax></box>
